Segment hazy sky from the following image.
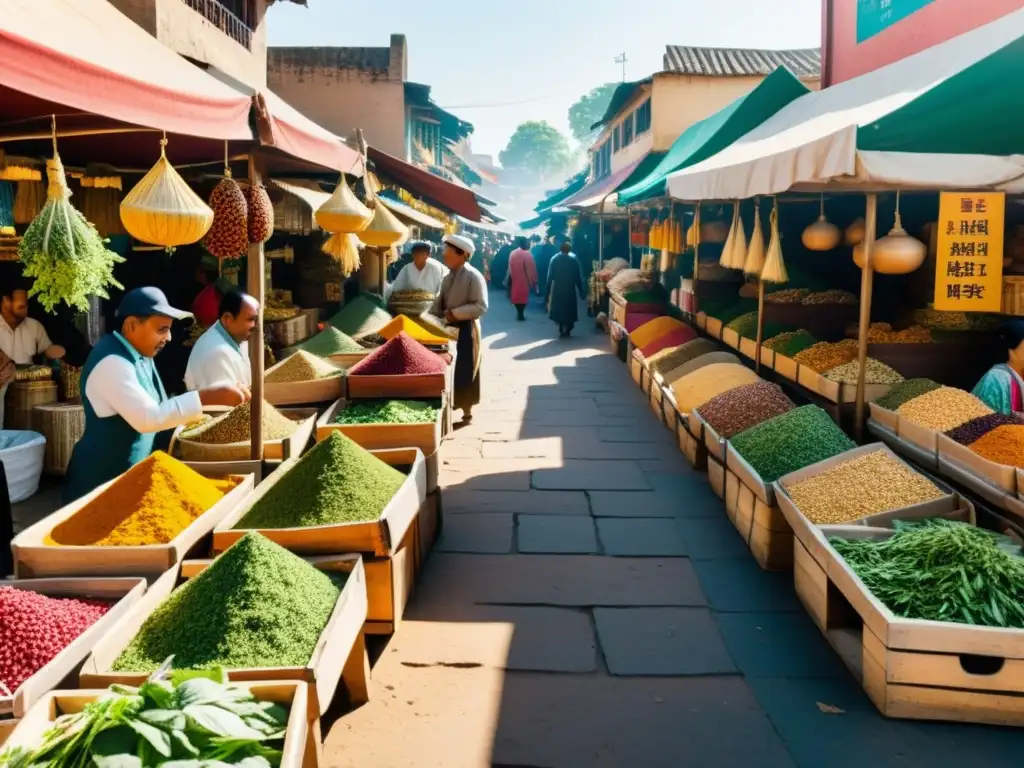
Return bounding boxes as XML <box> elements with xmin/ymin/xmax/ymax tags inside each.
<box><xmin>267</xmin><ymin>0</ymin><xmax>822</xmax><ymax>162</ymax></box>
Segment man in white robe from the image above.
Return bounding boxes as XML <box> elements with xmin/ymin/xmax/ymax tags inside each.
<box><xmin>388</xmin><ymin>241</ymin><xmax>448</xmax><ymax>299</ymax></box>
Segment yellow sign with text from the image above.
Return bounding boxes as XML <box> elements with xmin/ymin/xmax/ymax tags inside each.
<box><xmin>934</xmin><ymin>191</ymin><xmax>1005</xmax><ymax>313</ymax></box>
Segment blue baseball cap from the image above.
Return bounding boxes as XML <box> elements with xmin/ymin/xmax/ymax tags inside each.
<box><xmin>116</xmin><ymin>287</ymin><xmax>192</xmax><ymax>321</ymax></box>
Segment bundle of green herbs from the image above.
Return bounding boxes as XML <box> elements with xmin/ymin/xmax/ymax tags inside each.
<box><xmin>331</xmin><ymin>399</ymin><xmax>439</xmax><ymax>425</ymax></box>
<box><xmin>19</xmin><ymin>156</ymin><xmax>123</xmax><ymax>312</ymax></box>
<box><xmin>831</xmin><ymin>519</ymin><xmax>1024</xmax><ymax>628</ymax></box>
<box><xmin>0</xmin><ymin>667</ymin><xmax>290</xmax><ymax>768</ymax></box>
<box><xmin>235</xmin><ymin>432</ymin><xmax>405</xmax><ymax>529</ymax></box>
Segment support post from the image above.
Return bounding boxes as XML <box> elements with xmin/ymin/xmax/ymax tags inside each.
<box><xmin>854</xmin><ymin>193</ymin><xmax>878</xmax><ymax>442</ymax></box>
<box><xmin>755</xmin><ymin>279</ymin><xmax>765</xmax><ymax>374</ymax></box>
<box><xmin>247</xmin><ymin>153</ymin><xmax>265</xmax><ymax>461</ymax></box>
<box><xmin>692</xmin><ymin>203</ymin><xmax>701</xmax><ymax>315</ymax></box>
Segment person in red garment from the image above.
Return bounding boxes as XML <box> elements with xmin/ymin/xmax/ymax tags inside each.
<box><xmin>506</xmin><ymin>237</ymin><xmax>538</xmax><ymax>321</ymax></box>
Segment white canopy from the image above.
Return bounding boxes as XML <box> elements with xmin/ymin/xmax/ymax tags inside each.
<box><xmin>666</xmin><ymin>9</ymin><xmax>1024</xmax><ymax>201</ymax></box>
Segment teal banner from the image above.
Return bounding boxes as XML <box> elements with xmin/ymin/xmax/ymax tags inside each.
<box><xmin>857</xmin><ymin>0</ymin><xmax>937</xmax><ymax>43</ymax></box>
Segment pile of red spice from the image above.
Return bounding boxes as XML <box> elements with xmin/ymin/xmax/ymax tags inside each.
<box><xmin>0</xmin><ymin>586</ymin><xmax>112</xmax><ymax>694</ymax></box>
<box><xmin>640</xmin><ymin>325</ymin><xmax>697</xmax><ymax>358</ymax></box>
<box><xmin>349</xmin><ymin>332</ymin><xmax>446</xmax><ymax>376</ymax></box>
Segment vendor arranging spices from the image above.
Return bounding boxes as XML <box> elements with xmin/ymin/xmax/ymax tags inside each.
<box><xmin>265</xmin><ymin>350</ymin><xmax>342</xmax><ymax>384</ymax></box>
<box><xmin>830</xmin><ymin>519</ymin><xmax>1024</xmax><ymax>627</ymax></box>
<box><xmin>696</xmin><ymin>381</ymin><xmax>794</xmax><ymax>439</ymax></box>
<box><xmin>348</xmin><ymin>332</ymin><xmax>446</xmax><ymax>376</ymax></box>
<box><xmin>332</xmin><ymin>399</ymin><xmax>439</xmax><ymax>425</ymax></box>
<box><xmin>0</xmin><ymin>587</ymin><xmax>111</xmax><ymax>694</ymax></box>
<box><xmin>782</xmin><ymin>449</ymin><xmax>945</xmax><ymax>524</ymax></box>
<box><xmin>113</xmin><ymin>532</ymin><xmax>343</xmax><ymax>672</ymax></box>
<box><xmin>179</xmin><ymin>399</ymin><xmax>297</xmax><ymax>444</ymax></box>
<box><xmin>46</xmin><ymin>452</ymin><xmax>235</xmax><ymax>547</ymax></box>
<box><xmin>729</xmin><ymin>405</ymin><xmax>855</xmax><ymax>484</ymax></box>
<box><xmin>236</xmin><ymin>432</ymin><xmax>405</xmax><ymax>529</ymax></box>
<box><xmin>895</xmin><ymin>386</ymin><xmax>993</xmax><ymax>432</ymax></box>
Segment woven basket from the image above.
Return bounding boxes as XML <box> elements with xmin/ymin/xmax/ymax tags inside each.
<box><xmin>33</xmin><ymin>402</ymin><xmax>85</xmax><ymax>475</ymax></box>
<box><xmin>59</xmin><ymin>362</ymin><xmax>81</xmax><ymax>402</ymax></box>
<box><xmin>6</xmin><ymin>381</ymin><xmax>57</xmax><ymax>430</ymax></box>
<box><xmin>265</xmin><ymin>314</ymin><xmax>310</xmax><ymax>347</ymax></box>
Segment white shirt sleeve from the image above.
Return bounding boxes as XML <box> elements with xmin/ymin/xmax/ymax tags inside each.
<box><xmin>29</xmin><ymin>319</ymin><xmax>51</xmax><ymax>355</ymax></box>
<box><xmin>185</xmin><ymin>345</ymin><xmax>240</xmax><ymax>391</ymax></box>
<box><xmin>87</xmin><ymin>355</ymin><xmax>202</xmax><ymax>433</ymax></box>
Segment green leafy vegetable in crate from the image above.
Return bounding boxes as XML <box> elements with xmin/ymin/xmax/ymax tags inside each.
<box><xmin>332</xmin><ymin>399</ymin><xmax>439</xmax><ymax>425</ymax></box>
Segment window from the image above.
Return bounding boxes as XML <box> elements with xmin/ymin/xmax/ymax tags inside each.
<box><xmin>613</xmin><ymin>125</ymin><xmax>621</xmax><ymax>152</ymax></box>
<box><xmin>635</xmin><ymin>98</ymin><xmax>652</xmax><ymax>135</ymax></box>
<box><xmin>621</xmin><ymin>113</ymin><xmax>634</xmax><ymax>147</ymax></box>
<box><xmin>593</xmin><ymin>140</ymin><xmax>612</xmax><ymax>180</ymax></box>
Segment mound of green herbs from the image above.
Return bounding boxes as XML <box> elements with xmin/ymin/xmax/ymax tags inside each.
<box><xmin>113</xmin><ymin>533</ymin><xmax>343</xmax><ymax>672</ymax></box>
<box><xmin>236</xmin><ymin>432</ymin><xmax>405</xmax><ymax>529</ymax></box>
<box><xmin>332</xmin><ymin>399</ymin><xmax>439</xmax><ymax>425</ymax></box>
<box><xmin>296</xmin><ymin>327</ymin><xmax>363</xmax><ymax>356</ymax></box>
<box><xmin>831</xmin><ymin>519</ymin><xmax>1024</xmax><ymax>628</ymax></box>
<box><xmin>0</xmin><ymin>667</ymin><xmax>289</xmax><ymax>768</ymax></box>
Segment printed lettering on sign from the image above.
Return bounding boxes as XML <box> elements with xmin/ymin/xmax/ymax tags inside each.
<box><xmin>856</xmin><ymin>0</ymin><xmax>937</xmax><ymax>43</ymax></box>
<box><xmin>934</xmin><ymin>192</ymin><xmax>1005</xmax><ymax>313</ymax></box>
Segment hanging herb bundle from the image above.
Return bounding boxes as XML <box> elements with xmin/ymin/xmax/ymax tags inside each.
<box><xmin>19</xmin><ymin>154</ymin><xmax>123</xmax><ymax>313</ymax></box>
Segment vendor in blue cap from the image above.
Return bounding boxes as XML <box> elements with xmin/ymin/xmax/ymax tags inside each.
<box><xmin>63</xmin><ymin>287</ymin><xmax>250</xmax><ymax>503</ymax></box>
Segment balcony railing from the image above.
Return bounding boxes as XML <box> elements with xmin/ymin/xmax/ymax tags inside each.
<box><xmin>181</xmin><ymin>0</ymin><xmax>254</xmax><ymax>49</ymax></box>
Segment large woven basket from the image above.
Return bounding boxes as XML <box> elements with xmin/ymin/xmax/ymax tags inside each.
<box><xmin>33</xmin><ymin>402</ymin><xmax>85</xmax><ymax>475</ymax></box>
<box><xmin>59</xmin><ymin>362</ymin><xmax>81</xmax><ymax>402</ymax></box>
<box><xmin>265</xmin><ymin>314</ymin><xmax>310</xmax><ymax>347</ymax></box>
<box><xmin>6</xmin><ymin>381</ymin><xmax>57</xmax><ymax>431</ymax></box>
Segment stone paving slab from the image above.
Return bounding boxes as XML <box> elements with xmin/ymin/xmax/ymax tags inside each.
<box><xmin>443</xmin><ymin>488</ymin><xmax>591</xmax><ymax>516</ymax></box>
<box><xmin>480</xmin><ymin>437</ymin><xmax>563</xmax><ymax>459</ymax></box>
<box><xmin>599</xmin><ymin>425</ymin><xmax>674</xmax><ymax>442</ymax></box>
<box><xmin>533</xmin><ymin>459</ymin><xmax>650</xmax><ymax>490</ymax></box>
<box><xmin>436</xmin><ymin>514</ymin><xmax>514</xmax><ymax>554</ymax></box>
<box><xmin>635</xmin><ymin>457</ymin><xmax>691</xmax><ymax>475</ymax></box>
<box><xmin>588</xmin><ymin>490</ymin><xmax>680</xmax><ymax>518</ymax></box>
<box><xmin>675</xmin><ymin>516</ymin><xmax>751</xmax><ymax>559</ymax></box>
<box><xmin>596</xmin><ymin>517</ymin><xmax>688</xmax><ymax>556</ymax></box>
<box><xmin>517</xmin><ymin>515</ymin><xmax>599</xmax><ymax>554</ymax></box>
<box><xmin>690</xmin><ymin>557</ymin><xmax>801</xmax><ymax>613</ymax></box>
<box><xmin>715</xmin><ymin>611</ymin><xmax>848</xmax><ymax>679</ymax></box>
<box><xmin>419</xmin><ymin>554</ymin><xmax>708</xmax><ymax>607</ymax></box>
<box><xmin>440</xmin><ymin>458</ymin><xmax>557</xmax><ymax>491</ymax></box>
<box><xmin>594</xmin><ymin>607</ymin><xmax>737</xmax><ymax>677</ymax></box>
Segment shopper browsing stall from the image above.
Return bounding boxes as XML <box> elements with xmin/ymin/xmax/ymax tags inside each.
<box><xmin>973</xmin><ymin>319</ymin><xmax>1024</xmax><ymax>414</ymax></box>
<box><xmin>184</xmin><ymin>290</ymin><xmax>258</xmax><ymax>391</ymax></box>
<box><xmin>63</xmin><ymin>287</ymin><xmax>250</xmax><ymax>503</ymax></box>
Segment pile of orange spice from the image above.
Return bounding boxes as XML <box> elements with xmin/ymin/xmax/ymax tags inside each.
<box><xmin>46</xmin><ymin>452</ymin><xmax>236</xmax><ymax>547</ymax></box>
<box><xmin>969</xmin><ymin>425</ymin><xmax>1024</xmax><ymax>468</ymax></box>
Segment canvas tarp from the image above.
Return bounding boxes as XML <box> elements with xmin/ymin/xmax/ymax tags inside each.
<box><xmin>666</xmin><ymin>9</ymin><xmax>1024</xmax><ymax>201</ymax></box>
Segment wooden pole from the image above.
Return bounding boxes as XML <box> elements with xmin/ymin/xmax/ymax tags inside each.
<box><xmin>247</xmin><ymin>153</ymin><xmax>266</xmax><ymax>461</ymax></box>
<box><xmin>755</xmin><ymin>279</ymin><xmax>765</xmax><ymax>374</ymax></box>
<box><xmin>692</xmin><ymin>203</ymin><xmax>701</xmax><ymax>315</ymax></box>
<box><xmin>854</xmin><ymin>193</ymin><xmax>878</xmax><ymax>442</ymax></box>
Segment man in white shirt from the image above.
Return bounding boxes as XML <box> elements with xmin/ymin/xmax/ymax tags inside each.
<box><xmin>62</xmin><ymin>287</ymin><xmax>249</xmax><ymax>503</ymax></box>
<box><xmin>184</xmin><ymin>290</ymin><xmax>258</xmax><ymax>391</ymax></box>
<box><xmin>0</xmin><ymin>288</ymin><xmax>65</xmax><ymax>365</ymax></box>
<box><xmin>387</xmin><ymin>241</ymin><xmax>449</xmax><ymax>300</ymax></box>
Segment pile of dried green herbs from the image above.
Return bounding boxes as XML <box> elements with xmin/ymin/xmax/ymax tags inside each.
<box><xmin>830</xmin><ymin>519</ymin><xmax>1024</xmax><ymax>628</ymax></box>
<box><xmin>332</xmin><ymin>399</ymin><xmax>439</xmax><ymax>425</ymax></box>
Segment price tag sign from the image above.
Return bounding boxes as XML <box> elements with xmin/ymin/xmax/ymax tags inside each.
<box><xmin>933</xmin><ymin>191</ymin><xmax>1005</xmax><ymax>313</ymax></box>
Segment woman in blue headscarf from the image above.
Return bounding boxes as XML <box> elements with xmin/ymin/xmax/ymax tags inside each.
<box><xmin>973</xmin><ymin>319</ymin><xmax>1024</xmax><ymax>415</ymax></box>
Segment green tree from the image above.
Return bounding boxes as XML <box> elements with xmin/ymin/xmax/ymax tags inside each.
<box><xmin>499</xmin><ymin>121</ymin><xmax>572</xmax><ymax>180</ymax></box>
<box><xmin>567</xmin><ymin>83</ymin><xmax>619</xmax><ymax>142</ymax></box>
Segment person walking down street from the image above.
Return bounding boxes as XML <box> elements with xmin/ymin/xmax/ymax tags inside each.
<box><xmin>506</xmin><ymin>237</ymin><xmax>538</xmax><ymax>321</ymax></box>
<box><xmin>432</xmin><ymin>234</ymin><xmax>489</xmax><ymax>423</ymax></box>
<box><xmin>546</xmin><ymin>240</ymin><xmax>585</xmax><ymax>338</ymax></box>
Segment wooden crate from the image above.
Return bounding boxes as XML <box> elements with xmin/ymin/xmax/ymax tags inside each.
<box><xmin>662</xmin><ymin>387</ymin><xmax>680</xmax><ymax>437</ymax></box>
<box><xmin>173</xmin><ymin>409</ymin><xmax>316</xmax><ymax>463</ymax></box>
<box><xmin>738</xmin><ymin>336</ymin><xmax>759</xmax><ymax>361</ymax></box>
<box><xmin>695</xmin><ymin>311</ymin><xmax>707</xmax><ymax>331</ymax></box>
<box><xmin>869</xmin><ymin>402</ymin><xmax>899</xmax><ymax>432</ymax></box>
<box><xmin>0</xmin><ymin>718</ymin><xmax>17</xmax><ymax>748</ymax></box>
<box><xmin>12</xmin><ymin>475</ymin><xmax>254</xmax><ymax>578</ymax></box>
<box><xmin>316</xmin><ymin>398</ymin><xmax>443</xmax><ymax>457</ymax></box>
<box><xmin>773</xmin><ymin>354</ymin><xmax>799</xmax><ymax>382</ymax></box>
<box><xmin>759</xmin><ymin>344</ymin><xmax>775</xmax><ymax>369</ymax></box>
<box><xmin>416</xmin><ymin>489</ymin><xmax>441</xmax><ymax>575</ymax></box>
<box><xmin>937</xmin><ymin>434</ymin><xmax>1017</xmax><ymax>497</ymax></box>
<box><xmin>3</xmin><ymin>683</ymin><xmax>308</xmax><ymax>768</ymax></box>
<box><xmin>649</xmin><ymin>378</ymin><xmax>666</xmax><ymax>426</ymax></box>
<box><xmin>677</xmin><ymin>423</ymin><xmax>707</xmax><ymax>471</ymax></box>
<box><xmin>721</xmin><ymin>327</ymin><xmax>740</xmax><ymax>350</ymax></box>
<box><xmin>695</xmin><ymin>413</ymin><xmax>726</xmax><ymax>464</ymax></box>
<box><xmin>725</xmin><ymin>446</ymin><xmax>792</xmax><ymax>571</ymax></box>
<box><xmin>794</xmin><ymin>530</ymin><xmax>1024</xmax><ymax>726</ymax></box>
<box><xmin>705</xmin><ymin>316</ymin><xmax>723</xmax><ymax>340</ymax></box>
<box><xmin>364</xmin><ymin>522</ymin><xmax>418</xmax><ymax>635</ymax></box>
<box><xmin>0</xmin><ymin>577</ymin><xmax>147</xmax><ymax>718</ymax></box>
<box><xmin>610</xmin><ymin>295</ymin><xmax>627</xmax><ymax>327</ymax></box>
<box><xmin>805</xmin><ymin>370</ymin><xmax>893</xmax><ymax>405</ymax></box>
<box><xmin>724</xmin><ymin>468</ymin><xmax>740</xmax><ymax>523</ymax></box>
<box><xmin>347</xmin><ymin>372</ymin><xmax>446</xmax><ymax>400</ymax></box>
<box><xmin>629</xmin><ymin>349</ymin><xmax>644</xmax><ymax>389</ymax></box>
<box><xmin>708</xmin><ymin>457</ymin><xmax>725</xmax><ymax>500</ymax></box>
<box><xmin>79</xmin><ymin>556</ymin><xmax>369</xmax><ymax>715</ymax></box>
<box><xmin>266</xmin><ymin>314</ymin><xmax>311</xmax><ymax>348</ymax></box>
<box><xmin>264</xmin><ymin>356</ymin><xmax>345</xmax><ymax>407</ymax></box>
<box><xmin>212</xmin><ymin>449</ymin><xmax>426</xmax><ymax>558</ymax></box>
<box><xmin>896</xmin><ymin>418</ymin><xmax>940</xmax><ymax>461</ymax></box>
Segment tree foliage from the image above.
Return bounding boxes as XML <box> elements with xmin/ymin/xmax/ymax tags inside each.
<box><xmin>499</xmin><ymin>121</ymin><xmax>572</xmax><ymax>180</ymax></box>
<box><xmin>567</xmin><ymin>83</ymin><xmax>619</xmax><ymax>142</ymax></box>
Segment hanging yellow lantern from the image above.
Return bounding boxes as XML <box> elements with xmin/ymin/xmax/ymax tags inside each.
<box><xmin>845</xmin><ymin>217</ymin><xmax>866</xmax><ymax>246</ymax></box>
<box><xmin>744</xmin><ymin>199</ymin><xmax>766</xmax><ymax>276</ymax></box>
<box><xmin>120</xmin><ymin>137</ymin><xmax>213</xmax><ymax>247</ymax></box>
<box><xmin>802</xmin><ymin>193</ymin><xmax>841</xmax><ymax>251</ymax></box>
<box><xmin>860</xmin><ymin>190</ymin><xmax>927</xmax><ymax>275</ymax></box>
<box><xmin>315</xmin><ymin>176</ymin><xmax>372</xmax><ymax>233</ymax></box>
<box><xmin>357</xmin><ymin>199</ymin><xmax>409</xmax><ymax>248</ymax></box>
<box><xmin>760</xmin><ymin>198</ymin><xmax>788</xmax><ymax>284</ymax></box>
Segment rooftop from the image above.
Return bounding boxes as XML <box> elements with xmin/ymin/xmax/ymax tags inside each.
<box><xmin>663</xmin><ymin>46</ymin><xmax>821</xmax><ymax>79</ymax></box>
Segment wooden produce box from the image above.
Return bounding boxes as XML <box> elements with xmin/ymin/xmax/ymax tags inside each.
<box><xmin>662</xmin><ymin>387</ymin><xmax>681</xmax><ymax>438</ymax></box>
<box><xmin>11</xmin><ymin>475</ymin><xmax>255</xmax><ymax>578</ymax></box>
<box><xmin>0</xmin><ymin>577</ymin><xmax>147</xmax><ymax>719</ymax></box>
<box><xmin>759</xmin><ymin>344</ymin><xmax>775</xmax><ymax>370</ymax></box>
<box><xmin>649</xmin><ymin>377</ymin><xmax>666</xmax><ymax>427</ymax></box>
<box><xmin>212</xmin><ymin>448</ymin><xmax>425</xmax><ymax>559</ymax></box>
<box><xmin>79</xmin><ymin>557</ymin><xmax>370</xmax><ymax>714</ymax></box>
<box><xmin>705</xmin><ymin>316</ymin><xmax>723</xmax><ymax>340</ymax></box>
<box><xmin>173</xmin><ymin>408</ymin><xmax>317</xmax><ymax>463</ymax></box>
<box><xmin>896</xmin><ymin>417</ymin><xmax>940</xmax><ymax>462</ymax></box>
<box><xmin>415</xmin><ymin>489</ymin><xmax>442</xmax><ymax>576</ymax></box>
<box><xmin>738</xmin><ymin>336</ymin><xmax>759</xmax><ymax>361</ymax></box>
<box><xmin>317</xmin><ymin>398</ymin><xmax>442</xmax><ymax>457</ymax></box>
<box><xmin>724</xmin><ymin>466</ymin><xmax>741</xmax><ymax>524</ymax></box>
<box><xmin>264</xmin><ymin>358</ymin><xmax>345</xmax><ymax>407</ymax></box>
<box><xmin>3</xmin><ymin>683</ymin><xmax>308</xmax><ymax>768</ymax></box>
<box><xmin>724</xmin><ymin>445</ymin><xmax>792</xmax><ymax>571</ymax></box>
<box><xmin>870</xmin><ymin>420</ymin><xmax>940</xmax><ymax>472</ymax></box>
<box><xmin>774</xmin><ymin>444</ymin><xmax>972</xmax><ymax>571</ymax></box>
<box><xmin>347</xmin><ymin>371</ymin><xmax>446</xmax><ymax>400</ymax></box>
<box><xmin>610</xmin><ymin>295</ymin><xmax>627</xmax><ymax>327</ymax></box>
<box><xmin>793</xmin><ymin>529</ymin><xmax>1024</xmax><ymax>727</ymax></box>
<box><xmin>707</xmin><ymin>456</ymin><xmax>725</xmax><ymax>500</ymax></box>
<box><xmin>692</xmin><ymin>411</ymin><xmax>726</xmax><ymax>464</ymax></box>
<box><xmin>695</xmin><ymin>311</ymin><xmax>707</xmax><ymax>331</ymax></box>
<box><xmin>721</xmin><ymin>327</ymin><xmax>741</xmax><ymax>350</ymax></box>
<box><xmin>677</xmin><ymin>422</ymin><xmax>707</xmax><ymax>471</ymax></box>
<box><xmin>937</xmin><ymin>434</ymin><xmax>1017</xmax><ymax>502</ymax></box>
<box><xmin>773</xmin><ymin>354</ymin><xmax>799</xmax><ymax>382</ymax></box>
<box><xmin>799</xmin><ymin>367</ymin><xmax>893</xmax><ymax>405</ymax></box>
<box><xmin>868</xmin><ymin>402</ymin><xmax>899</xmax><ymax>432</ymax></box>
<box><xmin>628</xmin><ymin>345</ymin><xmax>643</xmax><ymax>388</ymax></box>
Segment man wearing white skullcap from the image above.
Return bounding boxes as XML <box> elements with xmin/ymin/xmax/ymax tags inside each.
<box><xmin>432</xmin><ymin>233</ymin><xmax>489</xmax><ymax>422</ymax></box>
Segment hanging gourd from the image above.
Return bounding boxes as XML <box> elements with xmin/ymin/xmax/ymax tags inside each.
<box><xmin>672</xmin><ymin>218</ymin><xmax>683</xmax><ymax>253</ymax></box>
<box><xmin>357</xmin><ymin>199</ymin><xmax>409</xmax><ymax>248</ymax></box>
<box><xmin>315</xmin><ymin>176</ymin><xmax>372</xmax><ymax>233</ymax></box>
<box><xmin>323</xmin><ymin>231</ymin><xmax>363</xmax><ymax>276</ymax></box>
<box><xmin>702</xmin><ymin>219</ymin><xmax>729</xmax><ymax>244</ymax></box>
<box><xmin>245</xmin><ymin>182</ymin><xmax>274</xmax><ymax>244</ymax></box>
<box><xmin>866</xmin><ymin>190</ymin><xmax>927</xmax><ymax>275</ymax></box>
<box><xmin>120</xmin><ymin>138</ymin><xmax>213</xmax><ymax>248</ymax></box>
<box><xmin>760</xmin><ymin>198</ymin><xmax>788</xmax><ymax>284</ymax></box>
<box><xmin>204</xmin><ymin>170</ymin><xmax>248</xmax><ymax>259</ymax></box>
<box><xmin>802</xmin><ymin>193</ymin><xmax>840</xmax><ymax>251</ymax></box>
<box><xmin>744</xmin><ymin>199</ymin><xmax>766</xmax><ymax>276</ymax></box>
<box><xmin>845</xmin><ymin>217</ymin><xmax>866</xmax><ymax>246</ymax></box>
<box><xmin>720</xmin><ymin>202</ymin><xmax>745</xmax><ymax>270</ymax></box>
